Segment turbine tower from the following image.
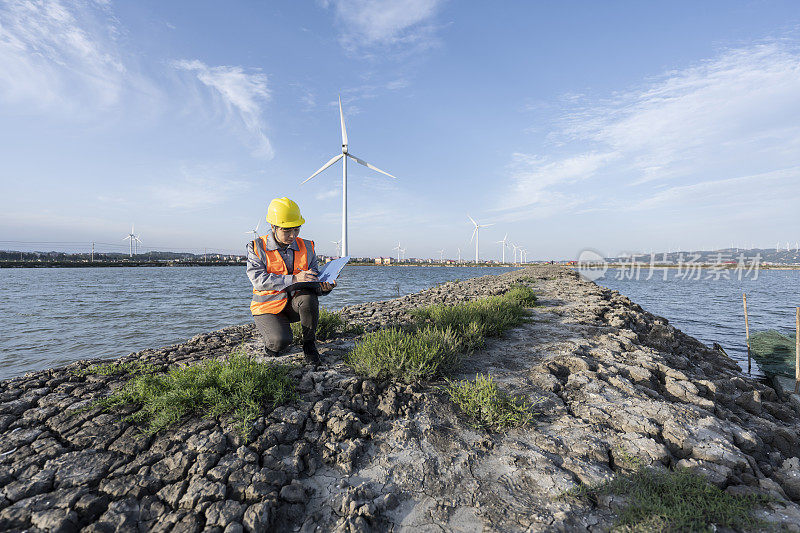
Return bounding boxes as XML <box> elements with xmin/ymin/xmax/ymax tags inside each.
<box><xmin>437</xmin><ymin>249</ymin><xmax>445</xmax><ymax>263</ymax></box>
<box><xmin>468</xmin><ymin>215</ymin><xmax>493</xmax><ymax>264</ymax></box>
<box><xmin>510</xmin><ymin>242</ymin><xmax>519</xmax><ymax>265</ymax></box>
<box><xmin>393</xmin><ymin>242</ymin><xmax>402</xmax><ymax>263</ymax></box>
<box><xmin>496</xmin><ymin>233</ymin><xmax>509</xmax><ymax>264</ymax></box>
<box><xmin>301</xmin><ymin>96</ymin><xmax>398</xmax><ymax>257</ymax></box>
<box><xmin>400</xmin><ymin>248</ymin><xmax>406</xmax><ymax>261</ymax></box>
<box><xmin>331</xmin><ymin>239</ymin><xmax>342</xmax><ymax>257</ymax></box>
<box><xmin>457</xmin><ymin>247</ymin><xmax>461</xmax><ymax>263</ymax></box>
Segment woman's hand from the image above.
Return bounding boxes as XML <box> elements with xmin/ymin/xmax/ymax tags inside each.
<box><xmin>320</xmin><ymin>281</ymin><xmax>336</xmax><ymax>293</ymax></box>
<box><xmin>294</xmin><ymin>270</ymin><xmax>318</xmax><ymax>283</ymax></box>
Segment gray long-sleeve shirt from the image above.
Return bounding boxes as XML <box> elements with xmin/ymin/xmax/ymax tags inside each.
<box><xmin>246</xmin><ymin>233</ymin><xmax>319</xmax><ymax>292</ymax></box>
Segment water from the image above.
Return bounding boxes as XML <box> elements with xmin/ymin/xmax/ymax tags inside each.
<box><xmin>597</xmin><ymin>268</ymin><xmax>799</xmax><ymax>378</ymax></box>
<box><xmin>0</xmin><ymin>265</ymin><xmax>514</xmax><ymax>380</ymax></box>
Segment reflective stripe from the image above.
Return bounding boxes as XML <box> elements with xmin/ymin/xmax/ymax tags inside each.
<box><xmin>251</xmin><ymin>292</ymin><xmax>287</xmax><ymax>303</ymax></box>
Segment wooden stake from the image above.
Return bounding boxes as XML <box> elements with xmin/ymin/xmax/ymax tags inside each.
<box><xmin>743</xmin><ymin>293</ymin><xmax>750</xmax><ymax>373</ymax></box>
<box><xmin>795</xmin><ymin>307</ymin><xmax>799</xmax><ymax>394</ymax></box>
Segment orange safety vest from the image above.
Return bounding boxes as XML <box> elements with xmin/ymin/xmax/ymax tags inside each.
<box><xmin>250</xmin><ymin>237</ymin><xmax>314</xmax><ymax>315</ymax></box>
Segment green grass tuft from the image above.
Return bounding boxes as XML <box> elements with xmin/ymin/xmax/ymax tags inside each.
<box><xmin>345</xmin><ymin>285</ymin><xmax>537</xmax><ymax>382</ymax></box>
<box><xmin>567</xmin><ymin>466</ymin><xmax>771</xmax><ymax>532</ymax></box>
<box><xmin>94</xmin><ymin>350</ymin><xmax>295</xmax><ymax>438</ymax></box>
<box><xmin>344</xmin><ymin>326</ymin><xmax>463</xmax><ymax>381</ymax></box>
<box><xmin>445</xmin><ymin>373</ymin><xmax>540</xmax><ymax>429</ymax></box>
<box><xmin>291</xmin><ymin>306</ymin><xmax>363</xmax><ymax>343</ymax></box>
<box><xmin>74</xmin><ymin>360</ymin><xmax>158</xmax><ymax>377</ymax></box>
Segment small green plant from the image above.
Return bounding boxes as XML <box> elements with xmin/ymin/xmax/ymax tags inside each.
<box><xmin>74</xmin><ymin>361</ymin><xmax>158</xmax><ymax>377</ymax></box>
<box><xmin>344</xmin><ymin>326</ymin><xmax>463</xmax><ymax>382</ymax></box>
<box><xmin>92</xmin><ymin>351</ymin><xmax>295</xmax><ymax>438</ymax></box>
<box><xmin>291</xmin><ymin>306</ymin><xmax>363</xmax><ymax>343</ymax></box>
<box><xmin>566</xmin><ymin>466</ymin><xmax>771</xmax><ymax>532</ymax></box>
<box><xmin>445</xmin><ymin>373</ymin><xmax>540</xmax><ymax>429</ymax></box>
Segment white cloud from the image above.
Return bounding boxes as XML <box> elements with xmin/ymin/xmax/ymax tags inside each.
<box><xmin>497</xmin><ymin>40</ymin><xmax>800</xmax><ymax>222</ymax></box>
<box><xmin>0</xmin><ymin>0</ymin><xmax>127</xmax><ymax>111</ymax></box>
<box><xmin>173</xmin><ymin>59</ymin><xmax>273</xmax><ymax>158</ymax></box>
<box><xmin>324</xmin><ymin>0</ymin><xmax>444</xmax><ymax>54</ymax></box>
<box><xmin>150</xmin><ymin>166</ymin><xmax>250</xmax><ymax>210</ymax></box>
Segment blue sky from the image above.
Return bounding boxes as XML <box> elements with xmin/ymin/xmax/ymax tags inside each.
<box><xmin>1</xmin><ymin>0</ymin><xmax>799</xmax><ymax>260</ymax></box>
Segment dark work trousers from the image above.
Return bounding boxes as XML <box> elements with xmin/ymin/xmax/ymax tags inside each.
<box><xmin>253</xmin><ymin>290</ymin><xmax>319</xmax><ymax>353</ymax></box>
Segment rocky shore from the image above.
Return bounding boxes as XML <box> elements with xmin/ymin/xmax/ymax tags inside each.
<box><xmin>1</xmin><ymin>265</ymin><xmax>800</xmax><ymax>532</ymax></box>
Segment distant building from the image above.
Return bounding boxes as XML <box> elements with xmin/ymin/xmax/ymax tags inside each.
<box><xmin>374</xmin><ymin>257</ymin><xmax>391</xmax><ymax>265</ymax></box>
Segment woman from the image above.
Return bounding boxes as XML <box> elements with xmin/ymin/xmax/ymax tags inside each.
<box><xmin>246</xmin><ymin>197</ymin><xmax>335</xmax><ymax>364</ymax></box>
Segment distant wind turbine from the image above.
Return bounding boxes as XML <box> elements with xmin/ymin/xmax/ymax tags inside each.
<box><xmin>436</xmin><ymin>249</ymin><xmax>445</xmax><ymax>263</ymax></box>
<box><xmin>457</xmin><ymin>247</ymin><xmax>461</xmax><ymax>263</ymax></box>
<box><xmin>400</xmin><ymin>248</ymin><xmax>406</xmax><ymax>261</ymax></box>
<box><xmin>123</xmin><ymin>224</ymin><xmax>139</xmax><ymax>258</ymax></box>
<box><xmin>510</xmin><ymin>242</ymin><xmax>519</xmax><ymax>265</ymax></box>
<box><xmin>496</xmin><ymin>233</ymin><xmax>509</xmax><ymax>264</ymax></box>
<box><xmin>468</xmin><ymin>215</ymin><xmax>494</xmax><ymax>264</ymax></box>
<box><xmin>245</xmin><ymin>219</ymin><xmax>262</xmax><ymax>240</ymax></box>
<box><xmin>301</xmin><ymin>96</ymin><xmax>398</xmax><ymax>257</ymax></box>
<box><xmin>331</xmin><ymin>239</ymin><xmax>342</xmax><ymax>256</ymax></box>
<box><xmin>393</xmin><ymin>242</ymin><xmax>402</xmax><ymax>263</ymax></box>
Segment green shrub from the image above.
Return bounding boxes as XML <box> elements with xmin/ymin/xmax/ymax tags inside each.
<box><xmin>291</xmin><ymin>306</ymin><xmax>363</xmax><ymax>343</ymax></box>
<box><xmin>567</xmin><ymin>466</ymin><xmax>770</xmax><ymax>532</ymax></box>
<box><xmin>344</xmin><ymin>326</ymin><xmax>463</xmax><ymax>382</ymax></box>
<box><xmin>93</xmin><ymin>351</ymin><xmax>295</xmax><ymax>438</ymax></box>
<box><xmin>445</xmin><ymin>373</ymin><xmax>540</xmax><ymax>429</ymax></box>
<box><xmin>346</xmin><ymin>285</ymin><xmax>537</xmax><ymax>382</ymax></box>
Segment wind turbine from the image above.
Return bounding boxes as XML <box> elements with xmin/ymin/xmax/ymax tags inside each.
<box><xmin>457</xmin><ymin>247</ymin><xmax>461</xmax><ymax>263</ymax></box>
<box><xmin>496</xmin><ymin>233</ymin><xmax>509</xmax><ymax>264</ymax></box>
<box><xmin>468</xmin><ymin>215</ymin><xmax>494</xmax><ymax>264</ymax></box>
<box><xmin>393</xmin><ymin>242</ymin><xmax>402</xmax><ymax>263</ymax></box>
<box><xmin>436</xmin><ymin>249</ymin><xmax>445</xmax><ymax>263</ymax></box>
<box><xmin>331</xmin><ymin>239</ymin><xmax>342</xmax><ymax>256</ymax></box>
<box><xmin>301</xmin><ymin>96</ymin><xmax>398</xmax><ymax>257</ymax></box>
<box><xmin>123</xmin><ymin>225</ymin><xmax>138</xmax><ymax>258</ymax></box>
<box><xmin>519</xmin><ymin>248</ymin><xmax>527</xmax><ymax>264</ymax></box>
<box><xmin>510</xmin><ymin>242</ymin><xmax>519</xmax><ymax>265</ymax></box>
<box><xmin>245</xmin><ymin>219</ymin><xmax>262</xmax><ymax>240</ymax></box>
<box><xmin>400</xmin><ymin>248</ymin><xmax>406</xmax><ymax>261</ymax></box>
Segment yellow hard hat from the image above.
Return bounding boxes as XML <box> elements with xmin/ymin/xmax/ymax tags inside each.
<box><xmin>266</xmin><ymin>197</ymin><xmax>305</xmax><ymax>228</ymax></box>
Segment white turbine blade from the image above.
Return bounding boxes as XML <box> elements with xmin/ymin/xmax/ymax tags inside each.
<box><xmin>301</xmin><ymin>154</ymin><xmax>344</xmax><ymax>184</ymax></box>
<box><xmin>467</xmin><ymin>215</ymin><xmax>478</xmax><ymax>227</ymax></box>
<box><xmin>339</xmin><ymin>96</ymin><xmax>348</xmax><ymax>148</ymax></box>
<box><xmin>255</xmin><ymin>220</ymin><xmax>261</xmax><ymax>232</ymax></box>
<box><xmin>470</xmin><ymin>227</ymin><xmax>478</xmax><ymax>243</ymax></box>
<box><xmin>480</xmin><ymin>223</ymin><xmax>495</xmax><ymax>228</ymax></box>
<box><xmin>503</xmin><ymin>233</ymin><xmax>508</xmax><ymax>241</ymax></box>
<box><xmin>346</xmin><ymin>154</ymin><xmax>397</xmax><ymax>179</ymax></box>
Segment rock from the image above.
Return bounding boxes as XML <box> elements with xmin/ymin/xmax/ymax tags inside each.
<box><xmin>778</xmin><ymin>458</ymin><xmax>800</xmax><ymax>501</ymax></box>
<box><xmin>44</xmin><ymin>450</ymin><xmax>117</xmax><ymax>489</ymax></box>
<box><xmin>91</xmin><ymin>498</ymin><xmax>140</xmax><ymax>532</ymax></box>
<box><xmin>735</xmin><ymin>390</ymin><xmax>763</xmax><ymax>415</ymax></box>
<box><xmin>243</xmin><ymin>501</ymin><xmax>272</xmax><ymax>532</ymax></box>
<box><xmin>178</xmin><ymin>476</ymin><xmax>226</xmax><ymax>508</ymax></box>
<box><xmin>29</xmin><ymin>508</ymin><xmax>78</xmax><ymax>533</ymax></box>
<box><xmin>205</xmin><ymin>500</ymin><xmax>246</xmax><ymax>528</ymax></box>
<box><xmin>279</xmin><ymin>480</ymin><xmax>307</xmax><ymax>503</ymax></box>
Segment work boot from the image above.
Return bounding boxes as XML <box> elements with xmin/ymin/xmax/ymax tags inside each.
<box><xmin>264</xmin><ymin>346</ymin><xmax>280</xmax><ymax>357</ymax></box>
<box><xmin>302</xmin><ymin>342</ymin><xmax>321</xmax><ymax>366</ymax></box>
